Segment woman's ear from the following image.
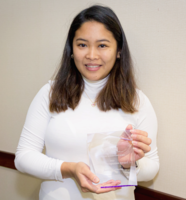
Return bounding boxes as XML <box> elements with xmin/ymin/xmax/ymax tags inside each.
<box><xmin>117</xmin><ymin>51</ymin><xmax>121</xmax><ymax>58</ymax></box>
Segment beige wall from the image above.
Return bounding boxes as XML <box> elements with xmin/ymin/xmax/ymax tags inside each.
<box><xmin>0</xmin><ymin>0</ymin><xmax>186</xmax><ymax>199</ymax></box>
<box><xmin>0</xmin><ymin>167</ymin><xmax>41</xmax><ymax>200</ymax></box>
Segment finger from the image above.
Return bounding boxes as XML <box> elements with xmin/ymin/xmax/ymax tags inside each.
<box><xmin>131</xmin><ymin>131</ymin><xmax>151</xmax><ymax>145</ymax></box>
<box><xmin>95</xmin><ymin>180</ymin><xmax>122</xmax><ymax>194</ymax></box>
<box><xmin>79</xmin><ymin>177</ymin><xmax>98</xmax><ymax>193</ymax></box>
<box><xmin>86</xmin><ymin>180</ymin><xmax>116</xmax><ymax>194</ymax></box>
<box><xmin>126</xmin><ymin>124</ymin><xmax>133</xmax><ymax>130</ymax></box>
<box><xmin>130</xmin><ymin>129</ymin><xmax>148</xmax><ymax>137</ymax></box>
<box><xmin>123</xmin><ymin>124</ymin><xmax>133</xmax><ymax>142</ymax></box>
<box><xmin>133</xmin><ymin>147</ymin><xmax>145</xmax><ymax>159</ymax></box>
<box><xmin>82</xmin><ymin>167</ymin><xmax>100</xmax><ymax>184</ymax></box>
<box><xmin>132</xmin><ymin>141</ymin><xmax>151</xmax><ymax>153</ymax></box>
<box><xmin>105</xmin><ymin>180</ymin><xmax>122</xmax><ymax>190</ymax></box>
<box><xmin>77</xmin><ymin>165</ymin><xmax>100</xmax><ymax>193</ymax></box>
<box><xmin>105</xmin><ymin>179</ymin><xmax>115</xmax><ymax>184</ymax></box>
<box><xmin>81</xmin><ymin>187</ymin><xmax>90</xmax><ymax>193</ymax></box>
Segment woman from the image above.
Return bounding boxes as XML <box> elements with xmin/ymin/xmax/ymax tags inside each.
<box><xmin>15</xmin><ymin>5</ymin><xmax>159</xmax><ymax>200</ymax></box>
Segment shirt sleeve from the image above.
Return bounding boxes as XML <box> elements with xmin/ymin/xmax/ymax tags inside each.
<box><xmin>135</xmin><ymin>90</ymin><xmax>160</xmax><ymax>182</ymax></box>
<box><xmin>14</xmin><ymin>82</ymin><xmax>63</xmax><ymax>181</ymax></box>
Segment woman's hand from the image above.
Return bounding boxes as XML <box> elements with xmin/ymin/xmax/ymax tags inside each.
<box><xmin>61</xmin><ymin>162</ymin><xmax>121</xmax><ymax>194</ymax></box>
<box><xmin>117</xmin><ymin>124</ymin><xmax>152</xmax><ymax>168</ymax></box>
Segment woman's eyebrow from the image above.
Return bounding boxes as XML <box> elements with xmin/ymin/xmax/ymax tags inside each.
<box><xmin>75</xmin><ymin>38</ymin><xmax>110</xmax><ymax>42</ymax></box>
<box><xmin>97</xmin><ymin>39</ymin><xmax>110</xmax><ymax>43</ymax></box>
<box><xmin>76</xmin><ymin>38</ymin><xmax>88</xmax><ymax>42</ymax></box>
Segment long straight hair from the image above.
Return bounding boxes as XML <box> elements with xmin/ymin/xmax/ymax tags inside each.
<box><xmin>49</xmin><ymin>5</ymin><xmax>138</xmax><ymax>113</ymax></box>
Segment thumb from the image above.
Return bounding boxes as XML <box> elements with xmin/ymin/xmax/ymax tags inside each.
<box><xmin>125</xmin><ymin>124</ymin><xmax>133</xmax><ymax>142</ymax></box>
<box><xmin>126</xmin><ymin>124</ymin><xmax>133</xmax><ymax>131</ymax></box>
<box><xmin>83</xmin><ymin>168</ymin><xmax>100</xmax><ymax>183</ymax></box>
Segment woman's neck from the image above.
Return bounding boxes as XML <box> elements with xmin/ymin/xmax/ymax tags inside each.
<box><xmin>82</xmin><ymin>75</ymin><xmax>109</xmax><ymax>84</ymax></box>
<box><xmin>82</xmin><ymin>75</ymin><xmax>109</xmax><ymax>99</ymax></box>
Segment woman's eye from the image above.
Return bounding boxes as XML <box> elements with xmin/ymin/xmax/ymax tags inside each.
<box><xmin>78</xmin><ymin>44</ymin><xmax>86</xmax><ymax>47</ymax></box>
<box><xmin>99</xmin><ymin>44</ymin><xmax>106</xmax><ymax>48</ymax></box>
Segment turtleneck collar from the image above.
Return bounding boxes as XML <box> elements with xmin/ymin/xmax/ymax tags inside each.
<box><xmin>82</xmin><ymin>75</ymin><xmax>109</xmax><ymax>100</ymax></box>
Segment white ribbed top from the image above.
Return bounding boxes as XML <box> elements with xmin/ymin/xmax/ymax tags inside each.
<box><xmin>15</xmin><ymin>77</ymin><xmax>159</xmax><ymax>200</ymax></box>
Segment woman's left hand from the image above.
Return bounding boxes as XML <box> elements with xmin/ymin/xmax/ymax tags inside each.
<box><xmin>130</xmin><ymin>125</ymin><xmax>152</xmax><ymax>160</ymax></box>
<box><xmin>117</xmin><ymin>124</ymin><xmax>152</xmax><ymax>168</ymax></box>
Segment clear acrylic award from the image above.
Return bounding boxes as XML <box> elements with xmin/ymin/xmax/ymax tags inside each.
<box><xmin>87</xmin><ymin>129</ymin><xmax>137</xmax><ymax>188</ymax></box>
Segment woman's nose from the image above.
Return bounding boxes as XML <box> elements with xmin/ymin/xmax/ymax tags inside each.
<box><xmin>85</xmin><ymin>47</ymin><xmax>99</xmax><ymax>60</ymax></box>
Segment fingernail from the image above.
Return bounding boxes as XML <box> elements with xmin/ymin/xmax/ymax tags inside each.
<box><xmin>108</xmin><ymin>180</ymin><xmax>114</xmax><ymax>184</ymax></box>
<box><xmin>131</xmin><ymin>134</ymin><xmax>135</xmax><ymax>139</ymax></box>
<box><xmin>133</xmin><ymin>147</ymin><xmax>139</xmax><ymax>152</ymax></box>
<box><xmin>94</xmin><ymin>177</ymin><xmax>99</xmax><ymax>182</ymax></box>
<box><xmin>132</xmin><ymin>141</ymin><xmax>137</xmax><ymax>145</ymax></box>
<box><xmin>130</xmin><ymin>130</ymin><xmax>135</xmax><ymax>133</ymax></box>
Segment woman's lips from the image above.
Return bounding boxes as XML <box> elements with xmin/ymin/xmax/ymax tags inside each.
<box><xmin>85</xmin><ymin>64</ymin><xmax>101</xmax><ymax>71</ymax></box>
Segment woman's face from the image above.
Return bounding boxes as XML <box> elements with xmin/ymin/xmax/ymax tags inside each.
<box><xmin>73</xmin><ymin>21</ymin><xmax>120</xmax><ymax>81</ymax></box>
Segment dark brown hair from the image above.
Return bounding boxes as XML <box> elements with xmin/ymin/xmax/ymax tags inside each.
<box><xmin>49</xmin><ymin>5</ymin><xmax>138</xmax><ymax>113</ymax></box>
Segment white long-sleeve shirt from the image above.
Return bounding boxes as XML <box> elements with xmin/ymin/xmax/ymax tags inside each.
<box><xmin>15</xmin><ymin>76</ymin><xmax>159</xmax><ymax>200</ymax></box>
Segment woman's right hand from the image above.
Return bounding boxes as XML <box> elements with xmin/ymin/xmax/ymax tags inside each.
<box><xmin>61</xmin><ymin>162</ymin><xmax>121</xmax><ymax>194</ymax></box>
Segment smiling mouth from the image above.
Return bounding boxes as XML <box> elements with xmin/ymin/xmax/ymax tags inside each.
<box><xmin>85</xmin><ymin>64</ymin><xmax>101</xmax><ymax>71</ymax></box>
<box><xmin>85</xmin><ymin>65</ymin><xmax>101</xmax><ymax>68</ymax></box>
